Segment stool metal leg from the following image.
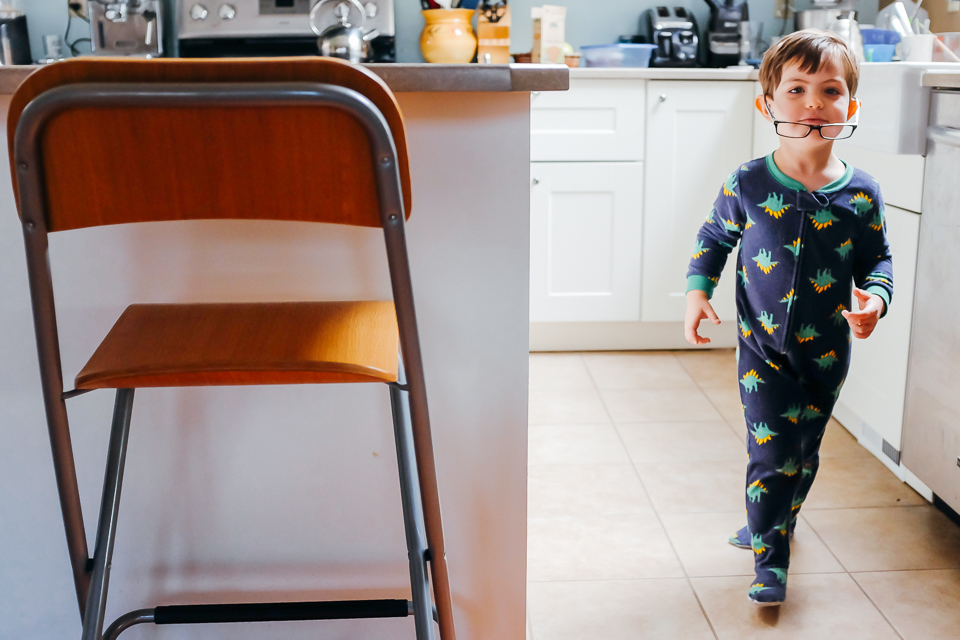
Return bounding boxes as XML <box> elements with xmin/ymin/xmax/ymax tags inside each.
<box><xmin>389</xmin><ymin>358</ymin><xmax>436</xmax><ymax>640</ymax></box>
<box><xmin>382</xmin><ymin>202</ymin><xmax>457</xmax><ymax>640</ymax></box>
<box><xmin>81</xmin><ymin>389</ymin><xmax>135</xmax><ymax>640</ymax></box>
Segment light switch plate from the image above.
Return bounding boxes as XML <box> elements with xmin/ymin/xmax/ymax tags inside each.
<box><xmin>949</xmin><ymin>0</ymin><xmax>960</xmax><ymax>12</ymax></box>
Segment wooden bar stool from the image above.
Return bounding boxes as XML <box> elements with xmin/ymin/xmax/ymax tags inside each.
<box><xmin>9</xmin><ymin>57</ymin><xmax>456</xmax><ymax>640</ymax></box>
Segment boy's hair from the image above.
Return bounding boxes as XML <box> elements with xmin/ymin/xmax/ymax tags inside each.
<box><xmin>759</xmin><ymin>29</ymin><xmax>860</xmax><ymax>98</ymax></box>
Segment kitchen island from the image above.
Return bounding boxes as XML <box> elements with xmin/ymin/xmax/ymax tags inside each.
<box><xmin>0</xmin><ymin>62</ymin><xmax>567</xmax><ymax>640</ymax></box>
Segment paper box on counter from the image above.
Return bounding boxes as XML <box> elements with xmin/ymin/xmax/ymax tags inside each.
<box><xmin>478</xmin><ymin>5</ymin><xmax>511</xmax><ymax>64</ymax></box>
<box><xmin>532</xmin><ymin>5</ymin><xmax>566</xmax><ymax>64</ymax></box>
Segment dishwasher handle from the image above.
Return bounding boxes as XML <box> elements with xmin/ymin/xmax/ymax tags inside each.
<box><xmin>928</xmin><ymin>124</ymin><xmax>960</xmax><ymax>148</ymax></box>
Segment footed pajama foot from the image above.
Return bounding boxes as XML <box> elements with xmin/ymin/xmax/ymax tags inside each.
<box><xmin>748</xmin><ymin>568</ymin><xmax>788</xmax><ymax>606</ymax></box>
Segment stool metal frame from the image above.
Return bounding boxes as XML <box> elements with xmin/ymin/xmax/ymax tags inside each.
<box><xmin>14</xmin><ymin>81</ymin><xmax>456</xmax><ymax>640</ymax></box>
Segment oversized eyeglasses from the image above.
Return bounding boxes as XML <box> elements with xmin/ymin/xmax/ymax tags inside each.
<box><xmin>764</xmin><ymin>98</ymin><xmax>860</xmax><ymax>141</ymax></box>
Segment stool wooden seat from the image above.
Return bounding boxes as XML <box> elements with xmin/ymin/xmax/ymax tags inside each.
<box><xmin>10</xmin><ymin>57</ymin><xmax>456</xmax><ymax>640</ymax></box>
<box><xmin>75</xmin><ymin>301</ymin><xmax>400</xmax><ymax>390</ymax></box>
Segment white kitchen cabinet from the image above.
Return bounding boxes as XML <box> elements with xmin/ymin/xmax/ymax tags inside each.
<box><xmin>530</xmin><ymin>161</ymin><xmax>644</xmax><ymax>322</ymax></box>
<box><xmin>834</xmin><ymin>204</ymin><xmax>921</xmax><ymax>463</ymax></box>
<box><xmin>641</xmin><ymin>80</ymin><xmax>756</xmax><ymax>323</ymax></box>
<box><xmin>531</xmin><ymin>79</ymin><xmax>646</xmax><ymax>162</ymax></box>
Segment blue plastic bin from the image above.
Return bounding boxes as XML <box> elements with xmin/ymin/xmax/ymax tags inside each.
<box><xmin>864</xmin><ymin>44</ymin><xmax>896</xmax><ymax>62</ymax></box>
<box><xmin>581</xmin><ymin>44</ymin><xmax>657</xmax><ymax>68</ymax></box>
<box><xmin>860</xmin><ymin>28</ymin><xmax>901</xmax><ymax>45</ymax></box>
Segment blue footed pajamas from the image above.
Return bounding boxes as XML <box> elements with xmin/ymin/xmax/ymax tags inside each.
<box><xmin>686</xmin><ymin>155</ymin><xmax>894</xmax><ymax>579</ymax></box>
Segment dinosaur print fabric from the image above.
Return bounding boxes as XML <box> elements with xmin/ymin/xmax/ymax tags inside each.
<box><xmin>686</xmin><ymin>154</ymin><xmax>894</xmax><ymax>577</ymax></box>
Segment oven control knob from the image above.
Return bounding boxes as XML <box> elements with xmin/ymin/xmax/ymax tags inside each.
<box><xmin>218</xmin><ymin>3</ymin><xmax>236</xmax><ymax>19</ymax></box>
<box><xmin>364</xmin><ymin>2</ymin><xmax>378</xmax><ymax>19</ymax></box>
<box><xmin>190</xmin><ymin>3</ymin><xmax>208</xmax><ymax>20</ymax></box>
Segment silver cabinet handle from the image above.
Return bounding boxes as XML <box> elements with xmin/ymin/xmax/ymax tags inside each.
<box><xmin>659</xmin><ymin>93</ymin><xmax>667</xmax><ymax>102</ymax></box>
<box><xmin>532</xmin><ymin>177</ymin><xmax>540</xmax><ymax>185</ymax></box>
<box><xmin>929</xmin><ymin>124</ymin><xmax>960</xmax><ymax>149</ymax></box>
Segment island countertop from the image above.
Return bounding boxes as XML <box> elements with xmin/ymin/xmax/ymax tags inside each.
<box><xmin>0</xmin><ymin>62</ymin><xmax>570</xmax><ymax>94</ymax></box>
<box><xmin>0</xmin><ymin>62</ymin><xmax>769</xmax><ymax>95</ymax></box>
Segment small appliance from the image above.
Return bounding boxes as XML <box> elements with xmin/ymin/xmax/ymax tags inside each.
<box><xmin>177</xmin><ymin>0</ymin><xmax>395</xmax><ymax>61</ymax></box>
<box><xmin>644</xmin><ymin>6</ymin><xmax>698</xmax><ymax>67</ymax></box>
<box><xmin>89</xmin><ymin>0</ymin><xmax>164</xmax><ymax>58</ymax></box>
<box><xmin>703</xmin><ymin>0</ymin><xmax>747</xmax><ymax>68</ymax></box>
<box><xmin>0</xmin><ymin>1</ymin><xmax>32</xmax><ymax>65</ymax></box>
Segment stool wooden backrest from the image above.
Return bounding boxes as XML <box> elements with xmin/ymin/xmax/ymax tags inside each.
<box><xmin>7</xmin><ymin>57</ymin><xmax>412</xmax><ymax>232</ymax></box>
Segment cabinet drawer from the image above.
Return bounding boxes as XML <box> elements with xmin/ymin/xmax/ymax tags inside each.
<box><xmin>531</xmin><ymin>79</ymin><xmax>645</xmax><ymax>162</ymax></box>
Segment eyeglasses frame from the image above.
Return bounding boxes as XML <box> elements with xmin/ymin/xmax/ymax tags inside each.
<box><xmin>763</xmin><ymin>97</ymin><xmax>861</xmax><ymax>141</ymax></box>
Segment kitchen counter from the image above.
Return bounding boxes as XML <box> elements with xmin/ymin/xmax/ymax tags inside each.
<box><xmin>0</xmin><ymin>62</ymin><xmax>569</xmax><ymax>94</ymax></box>
<box><xmin>1</xmin><ymin>65</ymin><xmax>536</xmax><ymax>639</ymax></box>
<box><xmin>923</xmin><ymin>71</ymin><xmax>960</xmax><ymax>88</ymax></box>
<box><xmin>0</xmin><ymin>62</ymin><xmax>762</xmax><ymax>94</ymax></box>
<box><xmin>570</xmin><ymin>66</ymin><xmax>760</xmax><ymax>80</ymax></box>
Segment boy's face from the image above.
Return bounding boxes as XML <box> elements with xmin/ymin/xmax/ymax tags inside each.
<box><xmin>757</xmin><ymin>57</ymin><xmax>858</xmax><ymax>146</ymax></box>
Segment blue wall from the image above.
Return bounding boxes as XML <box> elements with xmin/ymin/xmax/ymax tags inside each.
<box><xmin>25</xmin><ymin>0</ymin><xmax>878</xmax><ymax>63</ymax></box>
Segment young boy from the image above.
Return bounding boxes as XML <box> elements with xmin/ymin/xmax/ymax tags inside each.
<box><xmin>684</xmin><ymin>30</ymin><xmax>893</xmax><ymax>606</ymax></box>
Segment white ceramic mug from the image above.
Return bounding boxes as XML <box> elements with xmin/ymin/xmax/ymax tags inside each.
<box><xmin>900</xmin><ymin>33</ymin><xmax>935</xmax><ymax>62</ymax></box>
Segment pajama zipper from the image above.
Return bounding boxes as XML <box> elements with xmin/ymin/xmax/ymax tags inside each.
<box><xmin>780</xmin><ymin>209</ymin><xmax>808</xmax><ymax>355</ymax></box>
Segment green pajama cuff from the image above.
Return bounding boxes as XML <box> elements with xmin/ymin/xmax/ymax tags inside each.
<box><xmin>686</xmin><ymin>275</ymin><xmax>717</xmax><ymax>299</ymax></box>
<box><xmin>864</xmin><ymin>285</ymin><xmax>891</xmax><ymax>318</ymax></box>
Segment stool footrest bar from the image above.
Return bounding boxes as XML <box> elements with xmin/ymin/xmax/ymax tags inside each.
<box><xmin>153</xmin><ymin>599</ymin><xmax>411</xmax><ymax>625</ymax></box>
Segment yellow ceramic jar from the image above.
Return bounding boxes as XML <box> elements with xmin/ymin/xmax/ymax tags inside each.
<box><xmin>420</xmin><ymin>9</ymin><xmax>477</xmax><ymax>64</ymax></box>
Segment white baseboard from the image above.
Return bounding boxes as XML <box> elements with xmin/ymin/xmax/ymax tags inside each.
<box><xmin>832</xmin><ymin>400</ymin><xmax>933</xmax><ymax>503</ymax></box>
<box><xmin>903</xmin><ymin>465</ymin><xmax>935</xmax><ymax>502</ymax></box>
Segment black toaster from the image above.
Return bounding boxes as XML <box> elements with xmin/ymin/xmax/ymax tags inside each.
<box><xmin>645</xmin><ymin>6</ymin><xmax>699</xmax><ymax>67</ymax></box>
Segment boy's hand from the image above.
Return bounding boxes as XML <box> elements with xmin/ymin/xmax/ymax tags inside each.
<box><xmin>685</xmin><ymin>290</ymin><xmax>721</xmax><ymax>345</ymax></box>
<box><xmin>841</xmin><ymin>288</ymin><xmax>885</xmax><ymax>339</ymax></box>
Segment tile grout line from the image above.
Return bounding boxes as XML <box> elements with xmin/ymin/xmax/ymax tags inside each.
<box><xmin>677</xmin><ymin>351</ymin><xmax>749</xmax><ymax>451</ymax></box>
<box><xmin>847</xmin><ymin>572</ymin><xmax>907</xmax><ymax>640</ymax></box>
<box><xmin>583</xmin><ymin>352</ymin><xmax>722</xmax><ymax>640</ymax></box>
<box><xmin>800</xmin><ymin>509</ymin><xmax>906</xmax><ymax>640</ymax></box>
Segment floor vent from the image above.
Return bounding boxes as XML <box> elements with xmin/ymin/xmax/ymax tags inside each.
<box><xmin>882</xmin><ymin>439</ymin><xmax>901</xmax><ymax>465</ymax></box>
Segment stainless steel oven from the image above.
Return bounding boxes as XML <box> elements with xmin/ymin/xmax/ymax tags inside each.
<box><xmin>176</xmin><ymin>0</ymin><xmax>395</xmax><ymax>61</ymax></box>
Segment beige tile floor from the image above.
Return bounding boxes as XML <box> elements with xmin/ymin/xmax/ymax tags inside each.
<box><xmin>527</xmin><ymin>349</ymin><xmax>960</xmax><ymax>640</ymax></box>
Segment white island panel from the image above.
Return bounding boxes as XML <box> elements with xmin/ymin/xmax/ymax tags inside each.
<box><xmin>0</xmin><ymin>90</ymin><xmax>532</xmax><ymax>640</ymax></box>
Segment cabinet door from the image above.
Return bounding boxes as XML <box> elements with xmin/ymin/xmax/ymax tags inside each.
<box><xmin>841</xmin><ymin>206</ymin><xmax>920</xmax><ymax>452</ymax></box>
<box><xmin>530</xmin><ymin>162</ymin><xmax>644</xmax><ymax>322</ymax></box>
<box><xmin>642</xmin><ymin>80</ymin><xmax>755</xmax><ymax>323</ymax></box>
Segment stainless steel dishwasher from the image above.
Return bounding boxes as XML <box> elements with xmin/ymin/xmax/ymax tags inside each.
<box><xmin>902</xmin><ymin>89</ymin><xmax>960</xmax><ymax>513</ymax></box>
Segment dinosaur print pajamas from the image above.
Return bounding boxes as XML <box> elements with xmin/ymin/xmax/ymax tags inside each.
<box><xmin>686</xmin><ymin>155</ymin><xmax>893</xmax><ymax>580</ymax></box>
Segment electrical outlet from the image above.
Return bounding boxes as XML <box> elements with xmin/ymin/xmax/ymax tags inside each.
<box><xmin>949</xmin><ymin>0</ymin><xmax>960</xmax><ymax>13</ymax></box>
<box><xmin>68</xmin><ymin>0</ymin><xmax>89</xmax><ymax>20</ymax></box>
<box><xmin>774</xmin><ymin>0</ymin><xmax>793</xmax><ymax>20</ymax></box>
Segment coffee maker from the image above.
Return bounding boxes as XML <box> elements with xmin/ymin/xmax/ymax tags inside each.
<box><xmin>0</xmin><ymin>1</ymin><xmax>32</xmax><ymax>64</ymax></box>
<box><xmin>89</xmin><ymin>0</ymin><xmax>164</xmax><ymax>57</ymax></box>
<box><xmin>645</xmin><ymin>6</ymin><xmax>698</xmax><ymax>67</ymax></box>
<box><xmin>703</xmin><ymin>0</ymin><xmax>747</xmax><ymax>68</ymax></box>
